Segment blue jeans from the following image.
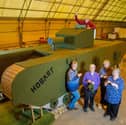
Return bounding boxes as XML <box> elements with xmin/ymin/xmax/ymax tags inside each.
<box><xmin>68</xmin><ymin>90</ymin><xmax>80</xmax><ymax>109</ymax></box>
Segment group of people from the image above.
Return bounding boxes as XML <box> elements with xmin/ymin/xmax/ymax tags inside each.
<box><xmin>66</xmin><ymin>60</ymin><xmax>124</xmax><ymax>121</ymax></box>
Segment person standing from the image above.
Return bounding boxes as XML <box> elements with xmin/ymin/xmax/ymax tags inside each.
<box><xmin>99</xmin><ymin>60</ymin><xmax>112</xmax><ymax>109</ymax></box>
<box><xmin>104</xmin><ymin>68</ymin><xmax>124</xmax><ymax>121</ymax></box>
<box><xmin>75</xmin><ymin>13</ymin><xmax>96</xmax><ymax>39</ymax></box>
<box><xmin>82</xmin><ymin>64</ymin><xmax>100</xmax><ymax>112</ymax></box>
<box><xmin>67</xmin><ymin>60</ymin><xmax>82</xmax><ymax>110</ymax></box>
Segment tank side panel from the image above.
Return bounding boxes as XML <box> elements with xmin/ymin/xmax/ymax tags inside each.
<box><xmin>12</xmin><ymin>42</ymin><xmax>126</xmax><ymax>106</ymax></box>
<box><xmin>12</xmin><ymin>58</ymin><xmax>68</xmax><ymax>106</ymax></box>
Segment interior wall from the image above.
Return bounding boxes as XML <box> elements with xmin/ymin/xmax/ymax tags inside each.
<box><xmin>0</xmin><ymin>19</ymin><xmax>126</xmax><ymax>49</ymax></box>
<box><xmin>0</xmin><ymin>20</ymin><xmax>19</xmax><ymax>49</ymax></box>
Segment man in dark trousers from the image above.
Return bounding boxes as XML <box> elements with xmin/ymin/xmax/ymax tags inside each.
<box><xmin>82</xmin><ymin>64</ymin><xmax>100</xmax><ymax>112</ymax></box>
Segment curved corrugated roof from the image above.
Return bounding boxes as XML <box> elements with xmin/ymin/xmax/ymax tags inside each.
<box><xmin>0</xmin><ymin>0</ymin><xmax>126</xmax><ymax>21</ymax></box>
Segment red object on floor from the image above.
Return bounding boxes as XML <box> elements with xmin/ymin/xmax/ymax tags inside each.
<box><xmin>101</xmin><ymin>33</ymin><xmax>107</xmax><ymax>39</ymax></box>
<box><xmin>39</xmin><ymin>37</ymin><xmax>47</xmax><ymax>44</ymax></box>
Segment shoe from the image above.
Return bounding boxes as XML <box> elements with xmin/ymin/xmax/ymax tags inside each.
<box><xmin>90</xmin><ymin>107</ymin><xmax>95</xmax><ymax>112</ymax></box>
<box><xmin>73</xmin><ymin>107</ymin><xmax>78</xmax><ymax>110</ymax></box>
<box><xmin>67</xmin><ymin>107</ymin><xmax>78</xmax><ymax>111</ymax></box>
<box><xmin>83</xmin><ymin>108</ymin><xmax>88</xmax><ymax>112</ymax></box>
<box><xmin>104</xmin><ymin>113</ymin><xmax>109</xmax><ymax>117</ymax></box>
<box><xmin>67</xmin><ymin>107</ymin><xmax>73</xmax><ymax>111</ymax></box>
<box><xmin>110</xmin><ymin>117</ymin><xmax>116</xmax><ymax>121</ymax></box>
<box><xmin>103</xmin><ymin>105</ymin><xmax>107</xmax><ymax>110</ymax></box>
<box><xmin>97</xmin><ymin>104</ymin><xmax>102</xmax><ymax>109</ymax></box>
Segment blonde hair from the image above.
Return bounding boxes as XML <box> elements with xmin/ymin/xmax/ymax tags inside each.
<box><xmin>71</xmin><ymin>60</ymin><xmax>78</xmax><ymax>65</ymax></box>
<box><xmin>103</xmin><ymin>60</ymin><xmax>110</xmax><ymax>65</ymax></box>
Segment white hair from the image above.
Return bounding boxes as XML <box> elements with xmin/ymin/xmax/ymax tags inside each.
<box><xmin>112</xmin><ymin>68</ymin><xmax>120</xmax><ymax>75</ymax></box>
<box><xmin>90</xmin><ymin>64</ymin><xmax>96</xmax><ymax>68</ymax></box>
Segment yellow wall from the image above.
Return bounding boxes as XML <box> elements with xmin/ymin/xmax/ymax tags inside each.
<box><xmin>0</xmin><ymin>19</ymin><xmax>126</xmax><ymax>49</ymax></box>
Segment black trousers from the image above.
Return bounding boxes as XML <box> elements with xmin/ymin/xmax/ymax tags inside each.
<box><xmin>84</xmin><ymin>89</ymin><xmax>97</xmax><ymax>109</ymax></box>
<box><xmin>100</xmin><ymin>78</ymin><xmax>107</xmax><ymax>105</ymax></box>
<box><xmin>106</xmin><ymin>103</ymin><xmax>120</xmax><ymax>118</ymax></box>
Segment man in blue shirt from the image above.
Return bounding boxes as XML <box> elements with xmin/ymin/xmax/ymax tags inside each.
<box><xmin>104</xmin><ymin>68</ymin><xmax>124</xmax><ymax>121</ymax></box>
<box><xmin>67</xmin><ymin>60</ymin><xmax>82</xmax><ymax>110</ymax></box>
<box><xmin>83</xmin><ymin>64</ymin><xmax>100</xmax><ymax>112</ymax></box>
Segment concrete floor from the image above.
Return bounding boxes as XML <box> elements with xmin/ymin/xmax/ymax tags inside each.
<box><xmin>53</xmin><ymin>55</ymin><xmax>126</xmax><ymax>125</ymax></box>
<box><xmin>53</xmin><ymin>96</ymin><xmax>126</xmax><ymax>125</ymax></box>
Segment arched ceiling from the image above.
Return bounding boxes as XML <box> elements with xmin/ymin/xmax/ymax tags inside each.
<box><xmin>0</xmin><ymin>0</ymin><xmax>126</xmax><ymax>21</ymax></box>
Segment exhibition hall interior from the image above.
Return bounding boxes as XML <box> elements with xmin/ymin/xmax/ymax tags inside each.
<box><xmin>0</xmin><ymin>0</ymin><xmax>126</xmax><ymax>125</ymax></box>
